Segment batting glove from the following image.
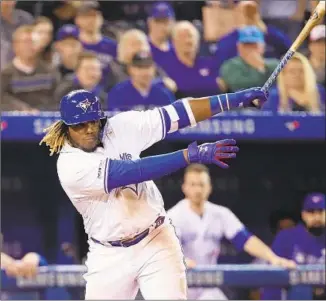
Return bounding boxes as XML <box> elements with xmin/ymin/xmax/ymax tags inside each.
<box><xmin>187</xmin><ymin>139</ymin><xmax>239</xmax><ymax>169</ymax></box>
<box><xmin>236</xmin><ymin>87</ymin><xmax>269</xmax><ymax>108</ymax></box>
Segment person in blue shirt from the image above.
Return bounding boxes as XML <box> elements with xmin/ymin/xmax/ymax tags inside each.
<box><xmin>158</xmin><ymin>21</ymin><xmax>221</xmax><ymax>99</ymax></box>
<box><xmin>147</xmin><ymin>2</ymin><xmax>175</xmax><ymax>67</ymax></box>
<box><xmin>261</xmin><ymin>192</ymin><xmax>326</xmax><ymax>300</ymax></box>
<box><xmin>262</xmin><ymin>52</ymin><xmax>325</xmax><ymax>113</ymax></box>
<box><xmin>74</xmin><ymin>1</ymin><xmax>117</xmax><ymax>89</ymax></box>
<box><xmin>215</xmin><ymin>1</ymin><xmax>291</xmax><ymax>62</ymax></box>
<box><xmin>107</xmin><ymin>50</ymin><xmax>175</xmax><ymax>111</ymax></box>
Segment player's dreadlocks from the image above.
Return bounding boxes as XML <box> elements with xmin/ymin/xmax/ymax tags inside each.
<box><xmin>39</xmin><ymin>120</ymin><xmax>68</xmax><ymax>156</ymax></box>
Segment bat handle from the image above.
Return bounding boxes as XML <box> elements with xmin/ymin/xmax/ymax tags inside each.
<box><xmin>261</xmin><ymin>49</ymin><xmax>295</xmax><ymax>95</ymax></box>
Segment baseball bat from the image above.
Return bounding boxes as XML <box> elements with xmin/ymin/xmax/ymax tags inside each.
<box><xmin>261</xmin><ymin>0</ymin><xmax>325</xmax><ymax>95</ymax></box>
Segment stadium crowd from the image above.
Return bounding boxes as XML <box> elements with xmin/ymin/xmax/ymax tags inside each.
<box><xmin>1</xmin><ymin>0</ymin><xmax>325</xmax><ymax>113</ymax></box>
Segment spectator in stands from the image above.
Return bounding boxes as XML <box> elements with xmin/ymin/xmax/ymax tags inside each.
<box><xmin>147</xmin><ymin>2</ymin><xmax>175</xmax><ymax>65</ymax></box>
<box><xmin>215</xmin><ymin>1</ymin><xmax>291</xmax><ymax>61</ymax></box>
<box><xmin>107</xmin><ymin>50</ymin><xmax>175</xmax><ymax>111</ymax></box>
<box><xmin>262</xmin><ymin>52</ymin><xmax>325</xmax><ymax>113</ymax></box>
<box><xmin>262</xmin><ymin>192</ymin><xmax>326</xmax><ymax>300</ymax></box>
<box><xmin>258</xmin><ymin>0</ymin><xmax>306</xmax><ymax>42</ymax></box>
<box><xmin>33</xmin><ymin>16</ymin><xmax>54</xmax><ymax>64</ymax></box>
<box><xmin>107</xmin><ymin>28</ymin><xmax>176</xmax><ymax>93</ymax></box>
<box><xmin>55</xmin><ymin>52</ymin><xmax>106</xmax><ymax>106</ymax></box>
<box><xmin>54</xmin><ymin>24</ymin><xmax>83</xmax><ymax>78</ymax></box>
<box><xmin>1</xmin><ymin>251</ymin><xmax>47</xmax><ymax>278</ymax></box>
<box><xmin>218</xmin><ymin>26</ymin><xmax>279</xmax><ymax>93</ymax></box>
<box><xmin>1</xmin><ymin>25</ymin><xmax>60</xmax><ymax>111</ymax></box>
<box><xmin>307</xmin><ymin>25</ymin><xmax>326</xmax><ymax>87</ymax></box>
<box><xmin>0</xmin><ymin>0</ymin><xmax>34</xmax><ymax>71</ymax></box>
<box><xmin>75</xmin><ymin>0</ymin><xmax>117</xmax><ymax>87</ymax></box>
<box><xmin>159</xmin><ymin>21</ymin><xmax>221</xmax><ymax>98</ymax></box>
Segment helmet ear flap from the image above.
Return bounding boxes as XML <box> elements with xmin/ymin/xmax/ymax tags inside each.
<box><xmin>100</xmin><ymin>118</ymin><xmax>107</xmax><ymax>129</ymax></box>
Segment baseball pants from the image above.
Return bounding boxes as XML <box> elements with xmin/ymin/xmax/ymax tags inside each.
<box><xmin>84</xmin><ymin>223</ymin><xmax>187</xmax><ymax>299</ymax></box>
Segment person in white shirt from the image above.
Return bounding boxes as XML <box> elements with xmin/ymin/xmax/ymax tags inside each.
<box><xmin>40</xmin><ymin>87</ymin><xmax>271</xmax><ymax>299</ymax></box>
<box><xmin>168</xmin><ymin>163</ymin><xmax>296</xmax><ymax>300</ymax></box>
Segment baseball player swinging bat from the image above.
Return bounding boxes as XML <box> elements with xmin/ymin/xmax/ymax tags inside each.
<box><xmin>255</xmin><ymin>1</ymin><xmax>325</xmax><ymax>105</ymax></box>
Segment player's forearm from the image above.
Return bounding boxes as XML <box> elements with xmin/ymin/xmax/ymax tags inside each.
<box><xmin>106</xmin><ymin>139</ymin><xmax>237</xmax><ymax>191</ymax></box>
<box><xmin>107</xmin><ymin>150</ymin><xmax>189</xmax><ymax>191</ymax></box>
<box><xmin>160</xmin><ymin>89</ymin><xmax>265</xmax><ymax>135</ymax></box>
<box><xmin>187</xmin><ymin>91</ymin><xmax>257</xmax><ymax>123</ymax></box>
<box><xmin>164</xmin><ymin>94</ymin><xmax>238</xmax><ymax>127</ymax></box>
<box><xmin>243</xmin><ymin>236</ymin><xmax>277</xmax><ymax>263</ymax></box>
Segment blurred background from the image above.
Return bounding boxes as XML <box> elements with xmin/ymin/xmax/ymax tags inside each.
<box><xmin>1</xmin><ymin>0</ymin><xmax>325</xmax><ymax>300</ymax></box>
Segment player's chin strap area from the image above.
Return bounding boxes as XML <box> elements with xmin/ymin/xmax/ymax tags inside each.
<box><xmin>90</xmin><ymin>216</ymin><xmax>166</xmax><ymax>248</ymax></box>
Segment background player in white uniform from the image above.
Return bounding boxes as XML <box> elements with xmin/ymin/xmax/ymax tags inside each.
<box><xmin>40</xmin><ymin>87</ymin><xmax>269</xmax><ymax>299</ymax></box>
<box><xmin>168</xmin><ymin>164</ymin><xmax>296</xmax><ymax>300</ymax></box>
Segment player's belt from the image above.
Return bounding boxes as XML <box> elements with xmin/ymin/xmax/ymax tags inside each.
<box><xmin>90</xmin><ymin>216</ymin><xmax>165</xmax><ymax>248</ymax></box>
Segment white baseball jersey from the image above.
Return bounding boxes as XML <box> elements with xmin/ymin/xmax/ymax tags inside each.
<box><xmin>168</xmin><ymin>199</ymin><xmax>246</xmax><ymax>264</ymax></box>
<box><xmin>57</xmin><ymin>109</ymin><xmax>167</xmax><ymax>242</ymax></box>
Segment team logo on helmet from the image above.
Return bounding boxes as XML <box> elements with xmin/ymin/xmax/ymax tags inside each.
<box><xmin>76</xmin><ymin>99</ymin><xmax>92</xmax><ymax>112</ymax></box>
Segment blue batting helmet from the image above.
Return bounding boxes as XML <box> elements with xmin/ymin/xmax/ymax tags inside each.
<box><xmin>60</xmin><ymin>89</ymin><xmax>105</xmax><ymax>125</ymax></box>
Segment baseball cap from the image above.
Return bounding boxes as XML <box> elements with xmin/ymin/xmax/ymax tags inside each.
<box><xmin>310</xmin><ymin>24</ymin><xmax>326</xmax><ymax>42</ymax></box>
<box><xmin>303</xmin><ymin>193</ymin><xmax>325</xmax><ymax>211</ymax></box>
<box><xmin>76</xmin><ymin>1</ymin><xmax>100</xmax><ymax>15</ymax></box>
<box><xmin>238</xmin><ymin>26</ymin><xmax>264</xmax><ymax>44</ymax></box>
<box><xmin>149</xmin><ymin>2</ymin><xmax>175</xmax><ymax>19</ymax></box>
<box><xmin>56</xmin><ymin>24</ymin><xmax>79</xmax><ymax>41</ymax></box>
<box><xmin>130</xmin><ymin>51</ymin><xmax>154</xmax><ymax>67</ymax></box>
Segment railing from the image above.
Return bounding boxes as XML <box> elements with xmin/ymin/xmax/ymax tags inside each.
<box><xmin>1</xmin><ymin>264</ymin><xmax>325</xmax><ymax>300</ymax></box>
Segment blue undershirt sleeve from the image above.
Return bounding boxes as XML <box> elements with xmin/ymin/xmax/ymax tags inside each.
<box><xmin>230</xmin><ymin>228</ymin><xmax>253</xmax><ymax>251</ymax></box>
<box><xmin>107</xmin><ymin>150</ymin><xmax>188</xmax><ymax>191</ymax></box>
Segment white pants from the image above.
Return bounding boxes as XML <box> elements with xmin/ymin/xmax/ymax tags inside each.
<box><xmin>84</xmin><ymin>224</ymin><xmax>187</xmax><ymax>300</ymax></box>
<box><xmin>188</xmin><ymin>288</ymin><xmax>228</xmax><ymax>300</ymax></box>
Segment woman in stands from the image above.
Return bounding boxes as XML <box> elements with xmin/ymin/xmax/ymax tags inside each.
<box><xmin>33</xmin><ymin>16</ymin><xmax>54</xmax><ymax>64</ymax></box>
<box><xmin>262</xmin><ymin>52</ymin><xmax>325</xmax><ymax>113</ymax></box>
